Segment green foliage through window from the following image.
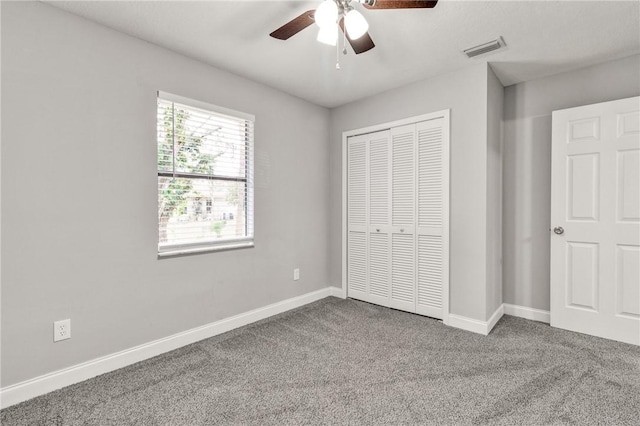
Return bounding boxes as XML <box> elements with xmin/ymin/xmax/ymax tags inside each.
<box><xmin>156</xmin><ymin>94</ymin><xmax>253</xmax><ymax>251</ymax></box>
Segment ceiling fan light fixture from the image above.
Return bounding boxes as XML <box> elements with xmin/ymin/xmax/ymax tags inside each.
<box><xmin>315</xmin><ymin>0</ymin><xmax>339</xmax><ymax>28</ymax></box>
<box><xmin>344</xmin><ymin>9</ymin><xmax>368</xmax><ymax>40</ymax></box>
<box><xmin>270</xmin><ymin>0</ymin><xmax>439</xmax><ymax>59</ymax></box>
<box><xmin>317</xmin><ymin>25</ymin><xmax>338</xmax><ymax>46</ymax></box>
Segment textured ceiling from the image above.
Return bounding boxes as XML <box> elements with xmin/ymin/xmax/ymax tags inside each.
<box><xmin>46</xmin><ymin>0</ymin><xmax>640</xmax><ymax>108</ymax></box>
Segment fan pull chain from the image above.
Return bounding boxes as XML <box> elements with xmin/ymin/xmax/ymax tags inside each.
<box><xmin>336</xmin><ymin>28</ymin><xmax>340</xmax><ymax>70</ymax></box>
<box><xmin>343</xmin><ymin>28</ymin><xmax>348</xmax><ymax>55</ymax></box>
<box><xmin>336</xmin><ymin>23</ymin><xmax>348</xmax><ymax>70</ymax></box>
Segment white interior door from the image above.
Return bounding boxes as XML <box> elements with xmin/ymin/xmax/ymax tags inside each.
<box><xmin>550</xmin><ymin>96</ymin><xmax>640</xmax><ymax>345</ymax></box>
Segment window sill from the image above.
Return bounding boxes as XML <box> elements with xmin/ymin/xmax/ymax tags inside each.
<box><xmin>158</xmin><ymin>240</ymin><xmax>254</xmax><ymax>258</ymax></box>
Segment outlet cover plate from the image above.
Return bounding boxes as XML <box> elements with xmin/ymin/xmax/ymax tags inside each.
<box><xmin>54</xmin><ymin>319</ymin><xmax>71</xmax><ymax>342</ymax></box>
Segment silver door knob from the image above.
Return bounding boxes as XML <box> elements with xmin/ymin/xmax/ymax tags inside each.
<box><xmin>553</xmin><ymin>226</ymin><xmax>564</xmax><ymax>235</ymax></box>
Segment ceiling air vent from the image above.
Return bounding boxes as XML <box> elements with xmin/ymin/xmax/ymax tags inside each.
<box><xmin>463</xmin><ymin>37</ymin><xmax>506</xmax><ymax>58</ymax></box>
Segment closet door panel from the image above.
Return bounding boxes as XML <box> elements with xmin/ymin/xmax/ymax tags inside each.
<box><xmin>416</xmin><ymin>118</ymin><xmax>447</xmax><ymax>319</ymax></box>
<box><xmin>368</xmin><ymin>131</ymin><xmax>392</xmax><ymax>305</ymax></box>
<box><xmin>390</xmin><ymin>124</ymin><xmax>416</xmax><ymax>311</ymax></box>
<box><xmin>347</xmin><ymin>135</ymin><xmax>368</xmax><ymax>301</ymax></box>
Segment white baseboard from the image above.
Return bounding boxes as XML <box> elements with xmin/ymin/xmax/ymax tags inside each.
<box><xmin>0</xmin><ymin>287</ymin><xmax>335</xmax><ymax>409</ymax></box>
<box><xmin>447</xmin><ymin>303</ymin><xmax>550</xmax><ymax>335</ymax></box>
<box><xmin>447</xmin><ymin>314</ymin><xmax>490</xmax><ymax>335</ymax></box>
<box><xmin>503</xmin><ymin>303</ymin><xmax>550</xmax><ymax>323</ymax></box>
<box><xmin>329</xmin><ymin>286</ymin><xmax>346</xmax><ymax>299</ymax></box>
<box><xmin>446</xmin><ymin>304</ymin><xmax>504</xmax><ymax>336</ymax></box>
<box><xmin>487</xmin><ymin>304</ymin><xmax>505</xmax><ymax>332</ymax></box>
<box><xmin>1</xmin><ymin>293</ymin><xmax>550</xmax><ymax>409</ymax></box>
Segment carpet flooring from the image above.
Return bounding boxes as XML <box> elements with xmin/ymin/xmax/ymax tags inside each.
<box><xmin>2</xmin><ymin>297</ymin><xmax>639</xmax><ymax>425</ymax></box>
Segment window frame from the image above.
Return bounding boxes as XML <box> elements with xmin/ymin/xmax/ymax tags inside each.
<box><xmin>156</xmin><ymin>91</ymin><xmax>255</xmax><ymax>257</ymax></box>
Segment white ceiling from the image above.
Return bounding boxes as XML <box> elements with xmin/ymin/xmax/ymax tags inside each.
<box><xmin>46</xmin><ymin>0</ymin><xmax>640</xmax><ymax>108</ymax></box>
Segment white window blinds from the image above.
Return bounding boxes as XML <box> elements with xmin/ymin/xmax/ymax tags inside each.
<box><xmin>157</xmin><ymin>91</ymin><xmax>254</xmax><ymax>256</ymax></box>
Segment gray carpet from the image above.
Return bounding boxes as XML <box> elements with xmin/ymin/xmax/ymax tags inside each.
<box><xmin>2</xmin><ymin>297</ymin><xmax>639</xmax><ymax>425</ymax></box>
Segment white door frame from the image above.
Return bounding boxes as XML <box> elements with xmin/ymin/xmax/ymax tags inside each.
<box><xmin>341</xmin><ymin>110</ymin><xmax>451</xmax><ymax>325</ymax></box>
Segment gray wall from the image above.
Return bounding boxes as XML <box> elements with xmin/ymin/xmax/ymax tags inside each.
<box><xmin>486</xmin><ymin>66</ymin><xmax>504</xmax><ymax>318</ymax></box>
<box><xmin>502</xmin><ymin>54</ymin><xmax>640</xmax><ymax>311</ymax></box>
<box><xmin>1</xmin><ymin>2</ymin><xmax>331</xmax><ymax>387</ymax></box>
<box><xmin>329</xmin><ymin>64</ymin><xmax>491</xmax><ymax>321</ymax></box>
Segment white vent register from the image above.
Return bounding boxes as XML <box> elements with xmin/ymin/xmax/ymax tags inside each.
<box><xmin>463</xmin><ymin>36</ymin><xmax>506</xmax><ymax>58</ymax></box>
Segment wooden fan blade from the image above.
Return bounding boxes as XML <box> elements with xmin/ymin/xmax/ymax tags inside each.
<box><xmin>364</xmin><ymin>0</ymin><xmax>438</xmax><ymax>9</ymax></box>
<box><xmin>269</xmin><ymin>10</ymin><xmax>315</xmax><ymax>40</ymax></box>
<box><xmin>339</xmin><ymin>19</ymin><xmax>375</xmax><ymax>54</ymax></box>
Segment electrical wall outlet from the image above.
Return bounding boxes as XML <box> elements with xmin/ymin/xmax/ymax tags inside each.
<box><xmin>293</xmin><ymin>268</ymin><xmax>300</xmax><ymax>281</ymax></box>
<box><xmin>54</xmin><ymin>319</ymin><xmax>71</xmax><ymax>342</ymax></box>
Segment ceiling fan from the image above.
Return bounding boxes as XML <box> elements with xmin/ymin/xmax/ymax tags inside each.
<box><xmin>270</xmin><ymin>0</ymin><xmax>438</xmax><ymax>56</ymax></box>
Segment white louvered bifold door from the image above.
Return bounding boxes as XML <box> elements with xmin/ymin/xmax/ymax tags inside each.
<box><xmin>368</xmin><ymin>131</ymin><xmax>392</xmax><ymax>306</ymax></box>
<box><xmin>390</xmin><ymin>124</ymin><xmax>417</xmax><ymax>312</ymax></box>
<box><xmin>415</xmin><ymin>118</ymin><xmax>448</xmax><ymax>319</ymax></box>
<box><xmin>346</xmin><ymin>114</ymin><xmax>449</xmax><ymax>320</ymax></box>
<box><xmin>347</xmin><ymin>134</ymin><xmax>369</xmax><ymax>301</ymax></box>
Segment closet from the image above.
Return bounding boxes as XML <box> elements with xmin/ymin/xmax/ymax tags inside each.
<box><xmin>345</xmin><ymin>113</ymin><xmax>449</xmax><ymax>319</ymax></box>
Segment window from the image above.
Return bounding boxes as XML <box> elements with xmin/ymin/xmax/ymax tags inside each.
<box><xmin>157</xmin><ymin>92</ymin><xmax>254</xmax><ymax>256</ymax></box>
